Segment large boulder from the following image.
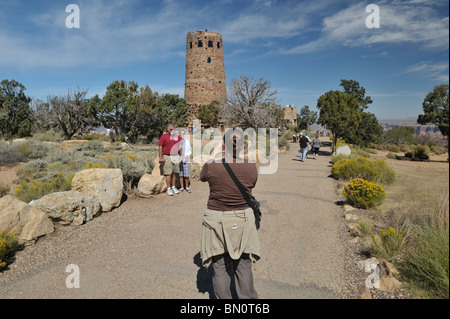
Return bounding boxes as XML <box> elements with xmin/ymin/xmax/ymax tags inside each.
<box><xmin>0</xmin><ymin>195</ymin><xmax>54</xmax><ymax>243</ymax></box>
<box><xmin>30</xmin><ymin>191</ymin><xmax>101</xmax><ymax>226</ymax></box>
<box><xmin>71</xmin><ymin>168</ymin><xmax>123</xmax><ymax>212</ymax></box>
<box><xmin>137</xmin><ymin>158</ymin><xmax>166</xmax><ymax>196</ymax></box>
<box><xmin>336</xmin><ymin>144</ymin><xmax>351</xmax><ymax>156</ymax></box>
<box><xmin>137</xmin><ymin>174</ymin><xmax>166</xmax><ymax>196</ymax></box>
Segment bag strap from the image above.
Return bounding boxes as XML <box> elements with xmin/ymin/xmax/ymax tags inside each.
<box><xmin>222</xmin><ymin>159</ymin><xmax>254</xmax><ymax>209</ymax></box>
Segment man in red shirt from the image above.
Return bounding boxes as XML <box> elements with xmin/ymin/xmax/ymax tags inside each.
<box><xmin>158</xmin><ymin>123</ymin><xmax>183</xmax><ymax>196</ymax></box>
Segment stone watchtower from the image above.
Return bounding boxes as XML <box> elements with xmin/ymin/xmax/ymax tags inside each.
<box><xmin>185</xmin><ymin>30</ymin><xmax>227</xmax><ymax>125</ymax></box>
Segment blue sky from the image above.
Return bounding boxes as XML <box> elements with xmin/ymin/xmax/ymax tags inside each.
<box><xmin>0</xmin><ymin>0</ymin><xmax>448</xmax><ymax>120</ymax></box>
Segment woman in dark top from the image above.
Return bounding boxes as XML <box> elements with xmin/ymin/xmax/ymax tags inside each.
<box><xmin>200</xmin><ymin>129</ymin><xmax>260</xmax><ymax>299</ymax></box>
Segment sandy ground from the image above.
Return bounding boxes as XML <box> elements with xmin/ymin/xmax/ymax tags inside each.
<box><xmin>5</xmin><ymin>139</ymin><xmax>442</xmax><ymax>300</ymax></box>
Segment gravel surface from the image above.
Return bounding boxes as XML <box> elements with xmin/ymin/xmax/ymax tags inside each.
<box><xmin>0</xmin><ymin>139</ymin><xmax>401</xmax><ymax>299</ymax></box>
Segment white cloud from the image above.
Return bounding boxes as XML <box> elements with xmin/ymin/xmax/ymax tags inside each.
<box><xmin>402</xmin><ymin>61</ymin><xmax>449</xmax><ymax>83</ymax></box>
<box><xmin>0</xmin><ymin>0</ymin><xmax>201</xmax><ymax>69</ymax></box>
<box><xmin>281</xmin><ymin>1</ymin><xmax>449</xmax><ymax>54</ymax></box>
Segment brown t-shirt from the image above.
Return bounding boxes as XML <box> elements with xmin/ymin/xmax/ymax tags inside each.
<box><xmin>200</xmin><ymin>160</ymin><xmax>258</xmax><ymax>211</ymax></box>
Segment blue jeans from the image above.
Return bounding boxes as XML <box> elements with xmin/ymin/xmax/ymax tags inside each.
<box><xmin>300</xmin><ymin>147</ymin><xmax>308</xmax><ymax>161</ymax></box>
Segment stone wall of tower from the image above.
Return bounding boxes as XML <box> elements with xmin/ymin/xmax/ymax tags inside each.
<box><xmin>185</xmin><ymin>30</ymin><xmax>227</xmax><ymax>124</ymax></box>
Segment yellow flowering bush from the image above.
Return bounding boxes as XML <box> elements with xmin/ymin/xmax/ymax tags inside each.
<box><xmin>0</xmin><ymin>230</ymin><xmax>19</xmax><ymax>270</ymax></box>
<box><xmin>0</xmin><ymin>239</ymin><xmax>6</xmax><ymax>269</ymax></box>
<box><xmin>332</xmin><ymin>156</ymin><xmax>396</xmax><ymax>185</ymax></box>
<box><xmin>372</xmin><ymin>226</ymin><xmax>405</xmax><ymax>260</ymax></box>
<box><xmin>343</xmin><ymin>178</ymin><xmax>386</xmax><ymax>209</ymax></box>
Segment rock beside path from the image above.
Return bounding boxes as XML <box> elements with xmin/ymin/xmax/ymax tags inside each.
<box><xmin>0</xmin><ymin>195</ymin><xmax>54</xmax><ymax>243</ymax></box>
<box><xmin>30</xmin><ymin>191</ymin><xmax>101</xmax><ymax>226</ymax></box>
<box><xmin>71</xmin><ymin>168</ymin><xmax>123</xmax><ymax>212</ymax></box>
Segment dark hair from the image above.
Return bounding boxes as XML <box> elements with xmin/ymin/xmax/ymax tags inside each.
<box><xmin>223</xmin><ymin>129</ymin><xmax>246</xmax><ymax>159</ymax></box>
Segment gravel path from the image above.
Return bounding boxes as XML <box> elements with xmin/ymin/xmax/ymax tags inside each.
<box><xmin>0</xmin><ymin>139</ymin><xmax>368</xmax><ymax>299</ymax></box>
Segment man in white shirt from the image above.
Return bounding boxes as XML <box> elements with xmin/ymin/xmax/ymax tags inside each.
<box><xmin>178</xmin><ymin>129</ymin><xmax>192</xmax><ymax>193</ymax></box>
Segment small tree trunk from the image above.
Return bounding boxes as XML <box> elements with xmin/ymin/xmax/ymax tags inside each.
<box><xmin>332</xmin><ymin>132</ymin><xmax>338</xmax><ymax>156</ymax></box>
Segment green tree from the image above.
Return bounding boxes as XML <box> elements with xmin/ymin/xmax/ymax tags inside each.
<box><xmin>383</xmin><ymin>127</ymin><xmax>415</xmax><ymax>145</ymax></box>
<box><xmin>417</xmin><ymin>84</ymin><xmax>449</xmax><ymax>144</ymax></box>
<box><xmin>90</xmin><ymin>80</ymin><xmax>142</xmax><ymax>142</ymax></box>
<box><xmin>91</xmin><ymin>80</ymin><xmax>131</xmax><ymax>141</ymax></box>
<box><xmin>340</xmin><ymin>79</ymin><xmax>373</xmax><ymax>110</ymax></box>
<box><xmin>0</xmin><ymin>79</ymin><xmax>33</xmax><ymax>138</ymax></box>
<box><xmin>317</xmin><ymin>90</ymin><xmax>362</xmax><ymax>154</ymax></box>
<box><xmin>347</xmin><ymin>112</ymin><xmax>384</xmax><ymax>147</ymax></box>
<box><xmin>339</xmin><ymin>79</ymin><xmax>382</xmax><ymax>147</ymax></box>
<box><xmin>198</xmin><ymin>100</ymin><xmax>221</xmax><ymax>128</ymax></box>
<box><xmin>297</xmin><ymin>105</ymin><xmax>317</xmax><ymax>131</ymax></box>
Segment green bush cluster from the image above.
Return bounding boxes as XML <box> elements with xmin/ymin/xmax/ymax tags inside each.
<box><xmin>0</xmin><ymin>140</ymin><xmax>28</xmax><ymax>166</ymax></box>
<box><xmin>405</xmin><ymin>145</ymin><xmax>430</xmax><ymax>160</ymax></box>
<box><xmin>15</xmin><ymin>172</ymin><xmax>74</xmax><ymax>203</ymax></box>
<box><xmin>331</xmin><ymin>156</ymin><xmax>396</xmax><ymax>185</ymax></box>
<box><xmin>343</xmin><ymin>178</ymin><xmax>386</xmax><ymax>209</ymax></box>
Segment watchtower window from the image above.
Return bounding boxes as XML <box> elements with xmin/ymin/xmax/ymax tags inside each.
<box><xmin>207</xmin><ymin>57</ymin><xmax>212</xmax><ymax>63</ymax></box>
<box><xmin>217</xmin><ymin>42</ymin><xmax>221</xmax><ymax>49</ymax></box>
<box><xmin>190</xmin><ymin>42</ymin><xmax>192</xmax><ymax>49</ymax></box>
<box><xmin>208</xmin><ymin>40</ymin><xmax>213</xmax><ymax>48</ymax></box>
<box><xmin>198</xmin><ymin>40</ymin><xmax>203</xmax><ymax>47</ymax></box>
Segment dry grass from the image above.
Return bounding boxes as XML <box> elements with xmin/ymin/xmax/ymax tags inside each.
<box><xmin>371</xmin><ymin>153</ymin><xmax>449</xmax><ymax>298</ymax></box>
<box><xmin>378</xmin><ymin>156</ymin><xmax>449</xmax><ymax>214</ymax></box>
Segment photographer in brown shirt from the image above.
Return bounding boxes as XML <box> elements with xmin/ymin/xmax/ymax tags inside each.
<box><xmin>200</xmin><ymin>129</ymin><xmax>260</xmax><ymax>299</ymax></box>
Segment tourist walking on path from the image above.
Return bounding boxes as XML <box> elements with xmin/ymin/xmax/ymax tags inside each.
<box><xmin>199</xmin><ymin>130</ymin><xmax>260</xmax><ymax>299</ymax></box>
<box><xmin>178</xmin><ymin>129</ymin><xmax>192</xmax><ymax>193</ymax></box>
<box><xmin>299</xmin><ymin>132</ymin><xmax>310</xmax><ymax>162</ymax></box>
<box><xmin>158</xmin><ymin>123</ymin><xmax>183</xmax><ymax>196</ymax></box>
<box><xmin>311</xmin><ymin>134</ymin><xmax>321</xmax><ymax>159</ymax></box>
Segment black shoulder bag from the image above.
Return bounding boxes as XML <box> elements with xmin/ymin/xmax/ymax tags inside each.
<box><xmin>222</xmin><ymin>159</ymin><xmax>261</xmax><ymax>230</ymax></box>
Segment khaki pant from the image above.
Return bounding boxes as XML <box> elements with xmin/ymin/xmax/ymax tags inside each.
<box><xmin>162</xmin><ymin>154</ymin><xmax>180</xmax><ymax>175</ymax></box>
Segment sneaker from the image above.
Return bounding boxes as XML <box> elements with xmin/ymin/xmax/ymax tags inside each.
<box><xmin>167</xmin><ymin>188</ymin><xmax>173</xmax><ymax>196</ymax></box>
<box><xmin>172</xmin><ymin>186</ymin><xmax>179</xmax><ymax>194</ymax></box>
<box><xmin>186</xmin><ymin>187</ymin><xmax>192</xmax><ymax>193</ymax></box>
<box><xmin>178</xmin><ymin>188</ymin><xmax>184</xmax><ymax>192</ymax></box>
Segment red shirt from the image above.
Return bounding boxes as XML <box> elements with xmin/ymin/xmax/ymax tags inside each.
<box><xmin>158</xmin><ymin>133</ymin><xmax>182</xmax><ymax>155</ymax></box>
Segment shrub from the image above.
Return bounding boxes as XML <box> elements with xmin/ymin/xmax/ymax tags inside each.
<box><xmin>0</xmin><ymin>230</ymin><xmax>19</xmax><ymax>270</ymax></box>
<box><xmin>15</xmin><ymin>172</ymin><xmax>74</xmax><ymax>203</ymax></box>
<box><xmin>0</xmin><ymin>141</ymin><xmax>28</xmax><ymax>166</ymax></box>
<box><xmin>330</xmin><ymin>153</ymin><xmax>359</xmax><ymax>165</ymax></box>
<box><xmin>0</xmin><ymin>239</ymin><xmax>6</xmax><ymax>269</ymax></box>
<box><xmin>332</xmin><ymin>156</ymin><xmax>396</xmax><ymax>184</ymax></box>
<box><xmin>397</xmin><ymin>213</ymin><xmax>449</xmax><ymax>299</ymax></box>
<box><xmin>12</xmin><ymin>140</ymin><xmax>52</xmax><ymax>160</ymax></box>
<box><xmin>343</xmin><ymin>178</ymin><xmax>386</xmax><ymax>209</ymax></box>
<box><xmin>387</xmin><ymin>144</ymin><xmax>400</xmax><ymax>153</ymax></box>
<box><xmin>32</xmin><ymin>130</ymin><xmax>63</xmax><ymax>142</ymax></box>
<box><xmin>97</xmin><ymin>152</ymin><xmax>155</xmax><ymax>192</ymax></box>
<box><xmin>430</xmin><ymin>145</ymin><xmax>446</xmax><ymax>155</ymax></box>
<box><xmin>405</xmin><ymin>145</ymin><xmax>430</xmax><ymax>160</ymax></box>
<box><xmin>371</xmin><ymin>226</ymin><xmax>405</xmax><ymax>261</ymax></box>
<box><xmin>0</xmin><ymin>182</ymin><xmax>9</xmax><ymax>198</ymax></box>
<box><xmin>386</xmin><ymin>152</ymin><xmax>397</xmax><ymax>159</ymax></box>
<box><xmin>278</xmin><ymin>136</ymin><xmax>290</xmax><ymax>151</ymax></box>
